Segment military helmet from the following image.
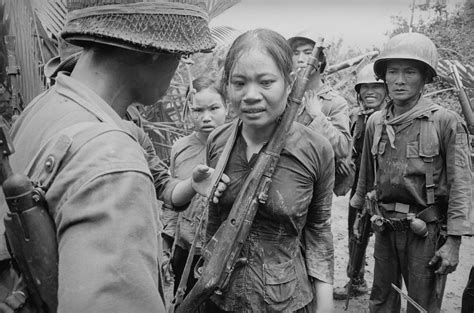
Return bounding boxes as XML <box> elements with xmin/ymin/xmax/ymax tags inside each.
<box><xmin>61</xmin><ymin>0</ymin><xmax>215</xmax><ymax>55</ymax></box>
<box><xmin>354</xmin><ymin>62</ymin><xmax>384</xmax><ymax>93</ymax></box>
<box><xmin>374</xmin><ymin>32</ymin><xmax>438</xmax><ymax>83</ymax></box>
<box><xmin>287</xmin><ymin>30</ymin><xmax>326</xmax><ymax>49</ymax></box>
<box><xmin>287</xmin><ymin>30</ymin><xmax>328</xmax><ymax>73</ymax></box>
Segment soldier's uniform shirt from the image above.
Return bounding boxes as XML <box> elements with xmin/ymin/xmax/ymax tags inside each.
<box><xmin>296</xmin><ymin>85</ymin><xmax>351</xmax><ymax>160</ymax></box>
<box><xmin>162</xmin><ymin>132</ymin><xmax>207</xmax><ymax>251</ymax></box>
<box><xmin>350</xmin><ymin>97</ymin><xmax>472</xmax><ymax>312</ymax></box>
<box><xmin>206</xmin><ymin>121</ymin><xmax>335</xmax><ymax>312</ymax></box>
<box><xmin>351</xmin><ymin>97</ymin><xmax>472</xmax><ymax>234</ymax></box>
<box><xmin>9</xmin><ymin>73</ymin><xmax>176</xmax><ymax>313</ymax></box>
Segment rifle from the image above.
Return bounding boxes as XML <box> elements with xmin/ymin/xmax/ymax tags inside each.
<box><xmin>391</xmin><ymin>283</ymin><xmax>427</xmax><ymax>313</ymax></box>
<box><xmin>168</xmin><ymin>198</ymin><xmax>207</xmax><ymax>313</ymax></box>
<box><xmin>175</xmin><ymin>44</ymin><xmax>325</xmax><ymax>313</ymax></box>
<box><xmin>449</xmin><ymin>62</ymin><xmax>474</xmax><ymax>165</ymax></box>
<box><xmin>0</xmin><ymin>125</ymin><xmax>58</xmax><ymax>313</ymax></box>
<box><xmin>326</xmin><ymin>50</ymin><xmax>379</xmax><ymax>75</ymax></box>
<box><xmin>344</xmin><ymin>190</ymin><xmax>375</xmax><ymax>310</ymax></box>
<box><xmin>4</xmin><ymin>36</ymin><xmax>24</xmax><ymax>118</ymax></box>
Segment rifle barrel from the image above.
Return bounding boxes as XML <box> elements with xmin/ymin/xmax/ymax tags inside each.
<box><xmin>450</xmin><ymin>63</ymin><xmax>474</xmax><ymax>134</ymax></box>
<box><xmin>391</xmin><ymin>283</ymin><xmax>427</xmax><ymax>313</ymax></box>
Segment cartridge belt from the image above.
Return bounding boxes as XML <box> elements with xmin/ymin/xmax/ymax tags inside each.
<box><xmin>379</xmin><ymin>204</ymin><xmax>444</xmax><ymax>232</ymax></box>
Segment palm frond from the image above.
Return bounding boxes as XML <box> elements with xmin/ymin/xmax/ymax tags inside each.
<box><xmin>211</xmin><ymin>25</ymin><xmax>242</xmax><ymax>47</ymax></box>
<box><xmin>31</xmin><ymin>0</ymin><xmax>66</xmax><ymax>39</ymax></box>
<box><xmin>167</xmin><ymin>0</ymin><xmax>241</xmax><ymax>19</ymax></box>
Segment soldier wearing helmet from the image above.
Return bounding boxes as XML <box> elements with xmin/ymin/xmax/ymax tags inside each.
<box><xmin>288</xmin><ymin>31</ymin><xmax>351</xmax><ymax>164</ymax></box>
<box><xmin>350</xmin><ymin>32</ymin><xmax>472</xmax><ymax>312</ymax></box>
<box><xmin>4</xmin><ymin>1</ymin><xmax>229</xmax><ymax>312</ymax></box>
<box><xmin>333</xmin><ymin>62</ymin><xmax>387</xmax><ymax>300</ymax></box>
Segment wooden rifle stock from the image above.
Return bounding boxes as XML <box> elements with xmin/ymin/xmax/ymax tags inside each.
<box><xmin>175</xmin><ymin>45</ymin><xmax>324</xmax><ymax>313</ymax></box>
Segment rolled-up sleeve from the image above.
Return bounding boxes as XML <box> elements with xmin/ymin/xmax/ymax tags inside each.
<box><xmin>304</xmin><ymin>140</ymin><xmax>335</xmax><ymax>284</ymax></box>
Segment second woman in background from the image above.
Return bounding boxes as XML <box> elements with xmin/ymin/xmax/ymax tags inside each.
<box><xmin>162</xmin><ymin>76</ymin><xmax>227</xmax><ymax>295</ymax></box>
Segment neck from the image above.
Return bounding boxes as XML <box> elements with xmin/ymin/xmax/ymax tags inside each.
<box><xmin>195</xmin><ymin>131</ymin><xmax>209</xmax><ymax>143</ymax></box>
<box><xmin>241</xmin><ymin>122</ymin><xmax>277</xmax><ymax>148</ymax></box>
<box><xmin>70</xmin><ymin>50</ymin><xmax>134</xmax><ymax>118</ymax></box>
<box><xmin>392</xmin><ymin>94</ymin><xmax>421</xmax><ymax>116</ymax></box>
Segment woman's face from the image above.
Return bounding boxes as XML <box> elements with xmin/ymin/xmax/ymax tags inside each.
<box><xmin>228</xmin><ymin>49</ymin><xmax>289</xmax><ymax>130</ymax></box>
<box><xmin>190</xmin><ymin>88</ymin><xmax>226</xmax><ymax>135</ymax></box>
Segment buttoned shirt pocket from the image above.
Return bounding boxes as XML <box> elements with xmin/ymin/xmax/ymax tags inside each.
<box><xmin>263</xmin><ymin>259</ymin><xmax>297</xmax><ymax>309</ymax></box>
<box><xmin>405</xmin><ymin>141</ymin><xmax>426</xmax><ymax>176</ymax></box>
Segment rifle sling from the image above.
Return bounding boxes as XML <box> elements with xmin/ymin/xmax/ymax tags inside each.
<box><xmin>206</xmin><ymin>119</ymin><xmax>240</xmax><ymax>205</ymax></box>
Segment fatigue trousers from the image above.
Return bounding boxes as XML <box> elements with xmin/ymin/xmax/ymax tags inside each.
<box><xmin>462</xmin><ymin>266</ymin><xmax>474</xmax><ymax>313</ymax></box>
<box><xmin>370</xmin><ymin>223</ymin><xmax>446</xmax><ymax>313</ymax></box>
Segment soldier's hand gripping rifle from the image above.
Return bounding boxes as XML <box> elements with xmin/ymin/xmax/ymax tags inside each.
<box><xmin>0</xmin><ymin>125</ymin><xmax>58</xmax><ymax>313</ymax></box>
<box><xmin>344</xmin><ymin>190</ymin><xmax>375</xmax><ymax>310</ymax></box>
<box><xmin>175</xmin><ymin>44</ymin><xmax>325</xmax><ymax>313</ymax></box>
<box><xmin>449</xmin><ymin>62</ymin><xmax>474</xmax><ymax>165</ymax></box>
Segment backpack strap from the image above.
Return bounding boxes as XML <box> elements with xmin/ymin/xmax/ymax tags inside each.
<box><xmin>371</xmin><ymin>111</ymin><xmax>440</xmax><ymax>206</ymax></box>
<box><xmin>419</xmin><ymin>114</ymin><xmax>439</xmax><ymax>206</ymax></box>
<box><xmin>25</xmin><ymin>122</ymin><xmax>137</xmax><ymax>192</ymax></box>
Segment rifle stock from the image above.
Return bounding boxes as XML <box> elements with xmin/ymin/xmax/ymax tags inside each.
<box><xmin>175</xmin><ymin>45</ymin><xmax>324</xmax><ymax>313</ymax></box>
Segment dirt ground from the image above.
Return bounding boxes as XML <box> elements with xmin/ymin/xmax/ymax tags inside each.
<box><xmin>164</xmin><ymin>193</ymin><xmax>473</xmax><ymax>312</ymax></box>
<box><xmin>331</xmin><ymin>193</ymin><xmax>474</xmax><ymax>313</ymax></box>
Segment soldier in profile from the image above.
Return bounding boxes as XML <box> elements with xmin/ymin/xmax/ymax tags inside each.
<box><xmin>3</xmin><ymin>1</ymin><xmax>227</xmax><ymax>312</ymax></box>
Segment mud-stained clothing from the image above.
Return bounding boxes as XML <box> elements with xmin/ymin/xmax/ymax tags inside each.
<box><xmin>350</xmin><ymin>97</ymin><xmax>473</xmax><ymax>312</ymax></box>
<box><xmin>205</xmin><ymin>121</ymin><xmax>335</xmax><ymax>312</ymax></box>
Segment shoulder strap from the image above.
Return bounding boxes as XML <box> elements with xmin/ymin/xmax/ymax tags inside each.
<box><xmin>419</xmin><ymin>113</ymin><xmax>439</xmax><ymax>205</ymax></box>
<box><xmin>206</xmin><ymin>119</ymin><xmax>240</xmax><ymax>201</ymax></box>
<box><xmin>24</xmin><ymin>122</ymin><xmax>134</xmax><ymax>191</ymax></box>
